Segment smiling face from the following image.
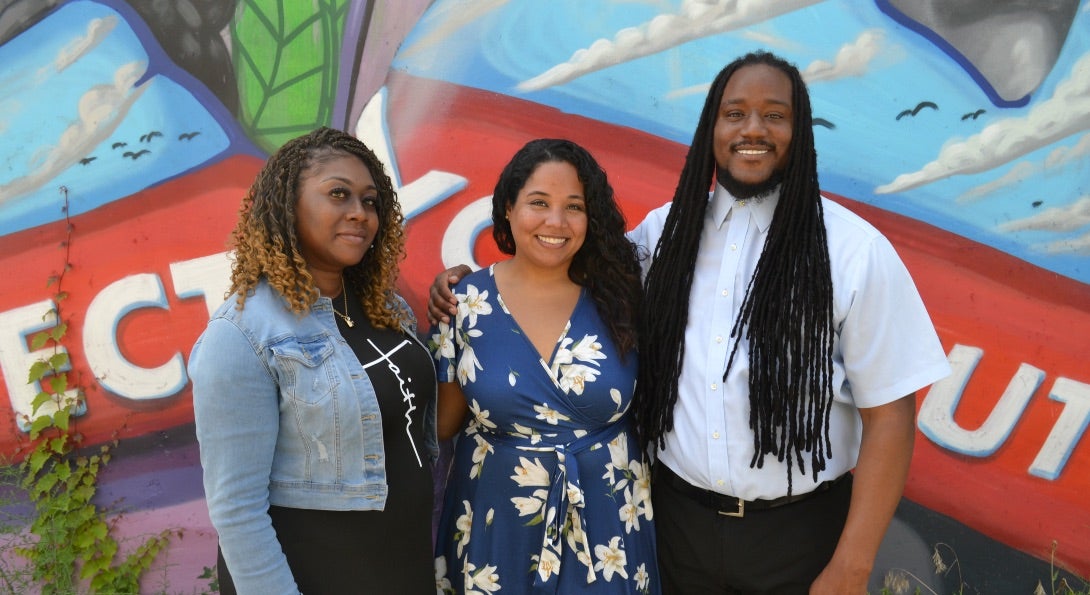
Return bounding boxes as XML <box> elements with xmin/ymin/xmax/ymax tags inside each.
<box><xmin>505</xmin><ymin>160</ymin><xmax>587</xmax><ymax>274</ymax></box>
<box><xmin>294</xmin><ymin>152</ymin><xmax>380</xmax><ymax>294</ymax></box>
<box><xmin>713</xmin><ymin>63</ymin><xmax>795</xmax><ymax>199</ymax></box>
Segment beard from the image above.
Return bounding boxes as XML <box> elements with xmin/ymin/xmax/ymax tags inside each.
<box><xmin>716</xmin><ymin>165</ymin><xmax>785</xmax><ymax>200</ymax></box>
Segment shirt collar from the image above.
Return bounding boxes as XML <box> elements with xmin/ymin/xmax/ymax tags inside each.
<box><xmin>710</xmin><ymin>182</ymin><xmax>780</xmax><ymax>232</ymax></box>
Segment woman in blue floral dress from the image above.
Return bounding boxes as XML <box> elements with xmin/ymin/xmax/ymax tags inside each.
<box><xmin>430</xmin><ymin>139</ymin><xmax>658</xmax><ymax>594</ymax></box>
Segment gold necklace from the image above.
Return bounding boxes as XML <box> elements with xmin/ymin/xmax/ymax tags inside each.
<box><xmin>332</xmin><ymin>278</ymin><xmax>355</xmax><ymax>328</ymax></box>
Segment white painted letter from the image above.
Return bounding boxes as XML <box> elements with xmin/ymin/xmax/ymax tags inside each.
<box><xmin>83</xmin><ymin>273</ymin><xmax>186</xmax><ymax>400</ymax></box>
<box><xmin>0</xmin><ymin>300</ymin><xmax>83</xmax><ymax>431</ymax></box>
<box><xmin>1029</xmin><ymin>377</ymin><xmax>1090</xmax><ymax>480</ymax></box>
<box><xmin>918</xmin><ymin>343</ymin><xmax>1043</xmax><ymax>456</ymax></box>
<box><xmin>170</xmin><ymin>252</ymin><xmax>233</xmax><ymax>317</ymax></box>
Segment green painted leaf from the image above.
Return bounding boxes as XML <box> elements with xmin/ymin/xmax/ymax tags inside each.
<box><xmin>232</xmin><ymin>0</ymin><xmax>350</xmax><ymax>152</ymax></box>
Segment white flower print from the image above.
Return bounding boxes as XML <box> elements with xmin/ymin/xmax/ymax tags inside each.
<box><xmin>431</xmin><ymin>322</ymin><xmax>455</xmax><ymax>361</ymax></box>
<box><xmin>630</xmin><ymin>459</ymin><xmax>653</xmax><ymax>518</ymax></box>
<box><xmin>511</xmin><ymin>489</ymin><xmax>548</xmax><ymax>517</ymax></box>
<box><xmin>567</xmin><ymin>334</ymin><xmax>606</xmax><ymax>363</ymax></box>
<box><xmin>470</xmin><ymin>562</ymin><xmax>502</xmax><ymax>592</ymax></box>
<box><xmin>548</xmin><ymin>334</ymin><xmax>608</xmax><ymax>394</ymax></box>
<box><xmin>457</xmin><ymin>284</ymin><xmax>493</xmax><ymax>327</ymax></box>
<box><xmin>510</xmin><ymin>423</ymin><xmax>553</xmax><ymax>445</ymax></box>
<box><xmin>634</xmin><ymin>563</ymin><xmax>650</xmax><ymax>591</ymax></box>
<box><xmin>468</xmin><ymin>399</ymin><xmax>498</xmax><ymax>430</ymax></box>
<box><xmin>455</xmin><ymin>500</ymin><xmax>473</xmax><ymax>558</ymax></box>
<box><xmin>558</xmin><ymin>363</ymin><xmax>601</xmax><ymax>395</ymax></box>
<box><xmin>534</xmin><ymin>548</ymin><xmax>562</xmax><ymax>582</ymax></box>
<box><xmin>469</xmin><ymin>434</ymin><xmax>493</xmax><ymax>479</ymax></box>
<box><xmin>566</xmin><ymin>481</ymin><xmax>585</xmax><ymax>508</ymax></box>
<box><xmin>511</xmin><ymin>456</ymin><xmax>550</xmax><ymax>487</ymax></box>
<box><xmin>534</xmin><ymin>402</ymin><xmax>571</xmax><ymax>425</ymax></box>
<box><xmin>435</xmin><ymin>556</ymin><xmax>453</xmax><ymax>593</ymax></box>
<box><xmin>594</xmin><ymin>536</ymin><xmax>629</xmax><ymax>581</ymax></box>
<box><xmin>456</xmin><ymin>330</ymin><xmax>484</xmax><ymax>384</ymax></box>
<box><xmin>607</xmin><ymin>388</ymin><xmax>626</xmax><ymax>422</ymax></box>
<box><xmin>619</xmin><ymin>487</ymin><xmax>641</xmax><ymax>533</ymax></box>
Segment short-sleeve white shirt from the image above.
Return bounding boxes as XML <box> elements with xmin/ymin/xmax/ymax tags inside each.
<box><xmin>629</xmin><ymin>184</ymin><xmax>950</xmax><ymax>500</ymax></box>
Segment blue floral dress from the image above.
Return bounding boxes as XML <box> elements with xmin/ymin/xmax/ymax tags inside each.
<box><xmin>431</xmin><ymin>266</ymin><xmax>658</xmax><ymax>594</ymax></box>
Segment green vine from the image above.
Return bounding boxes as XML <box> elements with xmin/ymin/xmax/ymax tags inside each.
<box><xmin>11</xmin><ymin>186</ymin><xmax>173</xmax><ymax>594</ymax></box>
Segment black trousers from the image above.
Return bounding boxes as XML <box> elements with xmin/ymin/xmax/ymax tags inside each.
<box><xmin>652</xmin><ymin>465</ymin><xmax>852</xmax><ymax>594</ymax></box>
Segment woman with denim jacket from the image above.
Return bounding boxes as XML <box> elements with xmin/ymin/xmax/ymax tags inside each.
<box><xmin>189</xmin><ymin>127</ymin><xmax>438</xmax><ymax>594</ymax></box>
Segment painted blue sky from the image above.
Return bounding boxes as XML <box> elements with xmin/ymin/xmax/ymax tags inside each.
<box><xmin>392</xmin><ymin>0</ymin><xmax>1090</xmax><ymax>284</ymax></box>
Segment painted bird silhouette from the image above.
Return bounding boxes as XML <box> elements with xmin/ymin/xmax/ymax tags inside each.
<box><xmin>112</xmin><ymin>142</ymin><xmax>127</xmax><ymax>149</ymax></box>
<box><xmin>123</xmin><ymin>149</ymin><xmax>151</xmax><ymax>160</ymax></box>
<box><xmin>140</xmin><ymin>131</ymin><xmax>163</xmax><ymax>143</ymax></box>
<box><xmin>79</xmin><ymin>156</ymin><xmax>97</xmax><ymax>165</ymax></box>
<box><xmin>178</xmin><ymin>131</ymin><xmax>201</xmax><ymax>141</ymax></box>
<box><xmin>813</xmin><ymin>118</ymin><xmax>836</xmax><ymax>129</ymax></box>
<box><xmin>896</xmin><ymin>101</ymin><xmax>939</xmax><ymax>120</ymax></box>
<box><xmin>961</xmin><ymin>109</ymin><xmax>986</xmax><ymax>120</ymax></box>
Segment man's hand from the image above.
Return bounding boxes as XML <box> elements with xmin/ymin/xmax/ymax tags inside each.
<box><xmin>427</xmin><ymin>265</ymin><xmax>472</xmax><ymax>325</ymax></box>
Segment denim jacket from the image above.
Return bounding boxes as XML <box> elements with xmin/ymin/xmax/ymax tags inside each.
<box><xmin>188</xmin><ymin>278</ymin><xmax>438</xmax><ymax>594</ymax></box>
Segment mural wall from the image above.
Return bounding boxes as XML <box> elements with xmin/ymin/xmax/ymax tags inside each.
<box><xmin>0</xmin><ymin>0</ymin><xmax>1087</xmax><ymax>591</ymax></box>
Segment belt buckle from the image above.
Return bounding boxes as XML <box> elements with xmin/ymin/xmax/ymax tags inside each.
<box><xmin>718</xmin><ymin>498</ymin><xmax>744</xmax><ymax>518</ymax></box>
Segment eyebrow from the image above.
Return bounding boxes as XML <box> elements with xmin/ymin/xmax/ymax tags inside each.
<box><xmin>525</xmin><ymin>190</ymin><xmax>585</xmax><ymax>199</ymax></box>
<box><xmin>323</xmin><ymin>175</ymin><xmax>377</xmax><ymax>190</ymax></box>
<box><xmin>722</xmin><ymin>97</ymin><xmax>791</xmax><ymax>108</ymax></box>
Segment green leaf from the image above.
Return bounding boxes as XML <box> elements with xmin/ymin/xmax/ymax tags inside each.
<box><xmin>49</xmin><ymin>373</ymin><xmax>68</xmax><ymax>395</ymax></box>
<box><xmin>49</xmin><ymin>352</ymin><xmax>69</xmax><ymax>370</ymax></box>
<box><xmin>232</xmin><ymin>0</ymin><xmax>350</xmax><ymax>152</ymax></box>
<box><xmin>50</xmin><ymin>323</ymin><xmax>68</xmax><ymax>341</ymax></box>
<box><xmin>30</xmin><ymin>331</ymin><xmax>50</xmax><ymax>350</ymax></box>
<box><xmin>54</xmin><ymin>408</ymin><xmax>70</xmax><ymax>432</ymax></box>
<box><xmin>28</xmin><ymin>360</ymin><xmax>49</xmax><ymax>382</ymax></box>
<box><xmin>29</xmin><ymin>414</ymin><xmax>53</xmax><ymax>437</ymax></box>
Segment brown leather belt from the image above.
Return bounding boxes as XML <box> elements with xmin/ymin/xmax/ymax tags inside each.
<box><xmin>655</xmin><ymin>462</ymin><xmax>848</xmax><ymax>518</ymax></box>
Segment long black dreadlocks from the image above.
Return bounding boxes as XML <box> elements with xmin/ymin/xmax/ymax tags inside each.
<box><xmin>632</xmin><ymin>51</ymin><xmax>834</xmax><ymax>494</ymax></box>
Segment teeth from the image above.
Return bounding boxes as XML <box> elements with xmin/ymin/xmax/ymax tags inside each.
<box><xmin>538</xmin><ymin>236</ymin><xmax>566</xmax><ymax>245</ymax></box>
<box><xmin>737</xmin><ymin>149</ymin><xmax>768</xmax><ymax>155</ymax></box>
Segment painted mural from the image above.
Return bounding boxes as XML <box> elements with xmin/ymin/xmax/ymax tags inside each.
<box><xmin>0</xmin><ymin>0</ymin><xmax>1087</xmax><ymax>591</ymax></box>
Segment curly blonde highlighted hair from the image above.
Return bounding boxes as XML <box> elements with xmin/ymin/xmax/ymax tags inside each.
<box><xmin>228</xmin><ymin>126</ymin><xmax>409</xmax><ymax>330</ymax></box>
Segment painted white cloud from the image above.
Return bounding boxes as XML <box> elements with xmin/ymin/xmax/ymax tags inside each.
<box><xmin>876</xmin><ymin>51</ymin><xmax>1090</xmax><ymax>194</ymax></box>
<box><xmin>959</xmin><ymin>132</ymin><xmax>1089</xmax><ymax>202</ymax></box>
<box><xmin>801</xmin><ymin>29</ymin><xmax>883</xmax><ymax>82</ymax></box>
<box><xmin>517</xmin><ymin>0</ymin><xmax>823</xmax><ymax>92</ymax></box>
<box><xmin>1044</xmin><ymin>131</ymin><xmax>1090</xmax><ymax>169</ymax></box>
<box><xmin>1044</xmin><ymin>232</ymin><xmax>1090</xmax><ymax>255</ymax></box>
<box><xmin>665</xmin><ymin>28</ymin><xmax>881</xmax><ymax>101</ymax></box>
<box><xmin>0</xmin><ymin>61</ymin><xmax>150</xmax><ymax>203</ymax></box>
<box><xmin>957</xmin><ymin>161</ymin><xmax>1037</xmax><ymax>203</ymax></box>
<box><xmin>56</xmin><ymin>16</ymin><xmax>117</xmax><ymax>71</ymax></box>
<box><xmin>999</xmin><ymin>195</ymin><xmax>1090</xmax><ymax>233</ymax></box>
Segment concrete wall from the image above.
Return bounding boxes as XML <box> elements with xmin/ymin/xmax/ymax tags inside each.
<box><xmin>0</xmin><ymin>1</ymin><xmax>1086</xmax><ymax>591</ymax></box>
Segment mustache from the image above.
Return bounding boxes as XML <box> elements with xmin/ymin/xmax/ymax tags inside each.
<box><xmin>730</xmin><ymin>141</ymin><xmax>776</xmax><ymax>151</ymax></box>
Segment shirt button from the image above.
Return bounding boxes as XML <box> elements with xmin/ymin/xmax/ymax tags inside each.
<box><xmin>712</xmin><ymin>432</ymin><xmax>720</xmax><ymax>439</ymax></box>
<box><xmin>715</xmin><ymin>336</ymin><xmax>723</xmax><ymax>343</ymax></box>
<box><xmin>710</xmin><ymin>383</ymin><xmax>718</xmax><ymax>391</ymax></box>
<box><xmin>721</xmin><ymin>289</ymin><xmax>729</xmax><ymax>297</ymax></box>
<box><xmin>717</xmin><ymin>479</ymin><xmax>725</xmax><ymax>486</ymax></box>
<box><xmin>738</xmin><ymin>200</ymin><xmax>746</xmax><ymax>207</ymax></box>
<box><xmin>730</xmin><ymin>243</ymin><xmax>737</xmax><ymax>251</ymax></box>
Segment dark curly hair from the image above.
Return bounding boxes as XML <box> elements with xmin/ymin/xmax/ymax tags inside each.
<box><xmin>633</xmin><ymin>51</ymin><xmax>834</xmax><ymax>494</ymax></box>
<box><xmin>227</xmin><ymin>126</ymin><xmax>410</xmax><ymax>330</ymax></box>
<box><xmin>491</xmin><ymin>138</ymin><xmax>642</xmax><ymax>356</ymax></box>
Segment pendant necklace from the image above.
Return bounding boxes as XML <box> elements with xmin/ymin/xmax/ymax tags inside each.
<box><xmin>332</xmin><ymin>278</ymin><xmax>355</xmax><ymax>328</ymax></box>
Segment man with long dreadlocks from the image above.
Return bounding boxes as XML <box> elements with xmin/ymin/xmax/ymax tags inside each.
<box><xmin>627</xmin><ymin>51</ymin><xmax>950</xmax><ymax>593</ymax></box>
<box><xmin>429</xmin><ymin>50</ymin><xmax>949</xmax><ymax>594</ymax></box>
